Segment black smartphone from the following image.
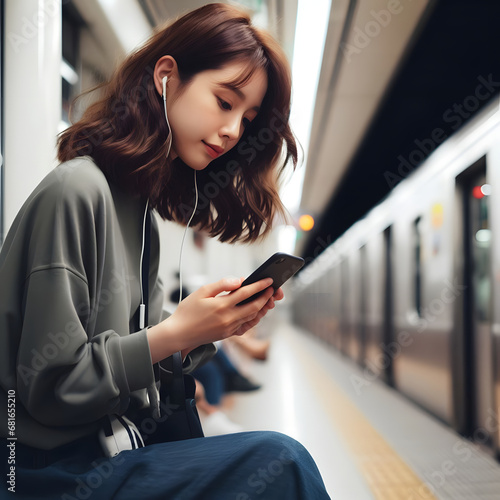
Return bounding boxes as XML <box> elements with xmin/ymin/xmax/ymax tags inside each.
<box><xmin>236</xmin><ymin>252</ymin><xmax>305</xmax><ymax>306</ymax></box>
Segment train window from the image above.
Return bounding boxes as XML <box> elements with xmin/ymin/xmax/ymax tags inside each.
<box><xmin>413</xmin><ymin>217</ymin><xmax>423</xmax><ymax>317</ymax></box>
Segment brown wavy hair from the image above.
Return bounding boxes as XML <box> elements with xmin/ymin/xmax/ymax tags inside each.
<box><xmin>57</xmin><ymin>3</ymin><xmax>297</xmax><ymax>243</ymax></box>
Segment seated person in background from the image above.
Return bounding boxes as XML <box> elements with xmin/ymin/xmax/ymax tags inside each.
<box><xmin>227</xmin><ymin>325</ymin><xmax>271</xmax><ymax>361</ymax></box>
<box><xmin>193</xmin><ymin>345</ymin><xmax>261</xmax><ymax>406</ymax></box>
<box><xmin>194</xmin><ymin>379</ymin><xmax>243</xmax><ymax>436</ymax></box>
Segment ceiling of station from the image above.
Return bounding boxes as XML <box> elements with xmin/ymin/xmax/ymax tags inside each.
<box><xmin>299</xmin><ymin>0</ymin><xmax>432</xmax><ymax>224</ymax></box>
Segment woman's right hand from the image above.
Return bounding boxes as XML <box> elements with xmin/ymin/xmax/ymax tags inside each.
<box><xmin>147</xmin><ymin>277</ymin><xmax>276</xmax><ymax>364</ymax></box>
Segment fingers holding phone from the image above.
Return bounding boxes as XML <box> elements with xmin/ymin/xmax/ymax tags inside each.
<box><xmin>232</xmin><ymin>284</ymin><xmax>286</xmax><ymax>338</ymax></box>
<box><xmin>232</xmin><ymin>286</ymin><xmax>277</xmax><ymax>336</ymax></box>
<box><xmin>259</xmin><ymin>286</ymin><xmax>284</xmax><ymax>312</ymax></box>
<box><xmin>235</xmin><ymin>280</ymin><xmax>275</xmax><ymax>313</ymax></box>
<box><xmin>230</xmin><ymin>277</ymin><xmax>273</xmax><ymax>307</ymax></box>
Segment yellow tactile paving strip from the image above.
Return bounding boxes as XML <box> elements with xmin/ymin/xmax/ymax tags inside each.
<box><xmin>287</xmin><ymin>334</ymin><xmax>437</xmax><ymax>500</ymax></box>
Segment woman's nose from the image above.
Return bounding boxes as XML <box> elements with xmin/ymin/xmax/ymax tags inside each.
<box><xmin>220</xmin><ymin>116</ymin><xmax>242</xmax><ymax>141</ymax></box>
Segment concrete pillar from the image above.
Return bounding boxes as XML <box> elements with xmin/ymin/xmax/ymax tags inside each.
<box><xmin>4</xmin><ymin>0</ymin><xmax>62</xmax><ymax>234</ymax></box>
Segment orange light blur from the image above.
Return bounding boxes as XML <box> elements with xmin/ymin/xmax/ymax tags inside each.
<box><xmin>299</xmin><ymin>214</ymin><xmax>315</xmax><ymax>231</ymax></box>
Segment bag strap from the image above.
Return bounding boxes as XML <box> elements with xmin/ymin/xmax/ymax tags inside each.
<box><xmin>170</xmin><ymin>352</ymin><xmax>186</xmax><ymax>406</ymax></box>
<box><xmin>157</xmin><ymin>354</ymin><xmax>186</xmax><ymax>406</ymax></box>
<box><xmin>141</xmin><ymin>207</ymin><xmax>186</xmax><ymax>407</ymax></box>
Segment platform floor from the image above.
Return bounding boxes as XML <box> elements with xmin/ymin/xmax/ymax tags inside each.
<box><xmin>220</xmin><ymin>310</ymin><xmax>500</xmax><ymax>500</ymax></box>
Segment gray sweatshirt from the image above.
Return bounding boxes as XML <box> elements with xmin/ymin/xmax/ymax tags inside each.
<box><xmin>0</xmin><ymin>156</ymin><xmax>213</xmax><ymax>450</ymax></box>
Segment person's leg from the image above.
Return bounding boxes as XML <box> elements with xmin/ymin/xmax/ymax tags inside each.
<box><xmin>212</xmin><ymin>347</ymin><xmax>239</xmax><ymax>375</ymax></box>
<box><xmin>192</xmin><ymin>360</ymin><xmax>225</xmax><ymax>405</ymax></box>
<box><xmin>8</xmin><ymin>435</ymin><xmax>117</xmax><ymax>499</ymax></box>
<box><xmin>213</xmin><ymin>349</ymin><xmax>261</xmax><ymax>392</ymax></box>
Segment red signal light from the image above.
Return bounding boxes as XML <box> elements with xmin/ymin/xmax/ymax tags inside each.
<box><xmin>472</xmin><ymin>186</ymin><xmax>484</xmax><ymax>199</ymax></box>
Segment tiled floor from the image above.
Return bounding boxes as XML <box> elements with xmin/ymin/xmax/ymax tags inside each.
<box><xmin>220</xmin><ymin>309</ymin><xmax>500</xmax><ymax>500</ymax></box>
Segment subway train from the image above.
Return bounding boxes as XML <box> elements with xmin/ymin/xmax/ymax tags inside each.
<box><xmin>291</xmin><ymin>95</ymin><xmax>500</xmax><ymax>459</ymax></box>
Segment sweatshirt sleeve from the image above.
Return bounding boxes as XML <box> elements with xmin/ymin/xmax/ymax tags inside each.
<box><xmin>18</xmin><ymin>268</ymin><xmax>154</xmax><ymax>426</ymax></box>
<box><xmin>14</xmin><ymin>162</ymin><xmax>155</xmax><ymax>426</ymax></box>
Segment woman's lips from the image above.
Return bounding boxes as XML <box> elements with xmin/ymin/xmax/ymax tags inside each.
<box><xmin>203</xmin><ymin>141</ymin><xmax>224</xmax><ymax>159</ymax></box>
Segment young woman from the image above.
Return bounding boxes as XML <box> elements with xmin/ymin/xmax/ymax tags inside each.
<box><xmin>0</xmin><ymin>4</ymin><xmax>330</xmax><ymax>498</ymax></box>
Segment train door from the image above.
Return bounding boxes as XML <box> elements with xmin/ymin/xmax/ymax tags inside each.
<box><xmin>363</xmin><ymin>229</ymin><xmax>393</xmax><ymax>383</ymax></box>
<box><xmin>457</xmin><ymin>159</ymin><xmax>494</xmax><ymax>450</ymax></box>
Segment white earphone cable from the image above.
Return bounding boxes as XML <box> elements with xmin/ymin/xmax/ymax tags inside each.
<box><xmin>161</xmin><ymin>76</ymin><xmax>198</xmax><ymax>306</ymax></box>
<box><xmin>139</xmin><ymin>198</ymin><xmax>149</xmax><ymax>329</ymax></box>
<box><xmin>178</xmin><ymin>170</ymin><xmax>198</xmax><ymax>304</ymax></box>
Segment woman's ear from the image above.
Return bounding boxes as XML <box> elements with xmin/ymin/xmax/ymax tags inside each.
<box><xmin>154</xmin><ymin>56</ymin><xmax>179</xmax><ymax>96</ymax></box>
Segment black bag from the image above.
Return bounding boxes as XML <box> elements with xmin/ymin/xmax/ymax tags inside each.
<box><xmin>141</xmin><ymin>352</ymin><xmax>204</xmax><ymax>445</ymax></box>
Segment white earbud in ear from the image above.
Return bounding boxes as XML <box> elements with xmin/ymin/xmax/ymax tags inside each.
<box><xmin>162</xmin><ymin>76</ymin><xmax>168</xmax><ymax>98</ymax></box>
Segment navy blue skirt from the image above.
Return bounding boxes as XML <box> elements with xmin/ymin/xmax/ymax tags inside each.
<box><xmin>4</xmin><ymin>431</ymin><xmax>330</xmax><ymax>499</ymax></box>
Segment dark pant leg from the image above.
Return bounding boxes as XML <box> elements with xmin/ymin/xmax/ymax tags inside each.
<box><xmin>192</xmin><ymin>360</ymin><xmax>225</xmax><ymax>405</ymax></box>
<box><xmin>212</xmin><ymin>348</ymin><xmax>239</xmax><ymax>376</ymax></box>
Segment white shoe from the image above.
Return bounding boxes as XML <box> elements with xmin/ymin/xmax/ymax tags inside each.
<box><xmin>201</xmin><ymin>411</ymin><xmax>243</xmax><ymax>436</ymax></box>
